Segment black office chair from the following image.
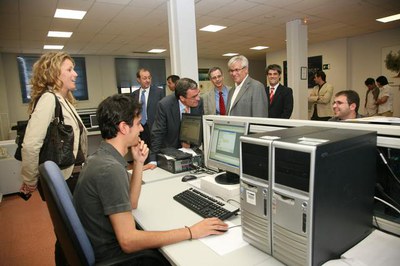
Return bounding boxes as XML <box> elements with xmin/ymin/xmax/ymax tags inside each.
<box><xmin>39</xmin><ymin>161</ymin><xmax>167</xmax><ymax>266</ymax></box>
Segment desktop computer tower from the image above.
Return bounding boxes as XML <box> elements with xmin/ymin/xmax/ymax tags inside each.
<box><xmin>271</xmin><ymin>128</ymin><xmax>376</xmax><ymax>266</ymax></box>
<box><xmin>240</xmin><ymin>126</ymin><xmax>332</xmax><ymax>254</ymax></box>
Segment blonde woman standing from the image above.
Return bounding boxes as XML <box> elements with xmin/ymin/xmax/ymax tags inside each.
<box><xmin>19</xmin><ymin>52</ymin><xmax>88</xmax><ymax>265</ymax></box>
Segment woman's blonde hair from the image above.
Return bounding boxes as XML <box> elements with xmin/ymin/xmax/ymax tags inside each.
<box><xmin>28</xmin><ymin>52</ymin><xmax>76</xmax><ymax>112</ymax></box>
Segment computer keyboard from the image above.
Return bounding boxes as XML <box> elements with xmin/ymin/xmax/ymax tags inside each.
<box><xmin>173</xmin><ymin>188</ymin><xmax>239</xmax><ymax>220</ymax></box>
<box><xmin>160</xmin><ymin>147</ymin><xmax>192</xmax><ymax>160</ymax></box>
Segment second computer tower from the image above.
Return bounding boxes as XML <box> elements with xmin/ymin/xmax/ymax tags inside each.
<box><xmin>240</xmin><ymin>126</ymin><xmax>332</xmax><ymax>255</ymax></box>
<box><xmin>271</xmin><ymin>128</ymin><xmax>376</xmax><ymax>266</ymax></box>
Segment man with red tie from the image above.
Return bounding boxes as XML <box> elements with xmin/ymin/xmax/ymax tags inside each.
<box><xmin>202</xmin><ymin>67</ymin><xmax>230</xmax><ymax>115</ymax></box>
<box><xmin>265</xmin><ymin>64</ymin><xmax>293</xmax><ymax>119</ymax></box>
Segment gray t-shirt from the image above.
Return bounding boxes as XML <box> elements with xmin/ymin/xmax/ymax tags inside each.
<box><xmin>73</xmin><ymin>141</ymin><xmax>131</xmax><ymax>261</ymax></box>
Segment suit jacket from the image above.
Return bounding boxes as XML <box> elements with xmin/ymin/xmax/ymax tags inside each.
<box><xmin>308</xmin><ymin>83</ymin><xmax>334</xmax><ymax>118</ymax></box>
<box><xmin>266</xmin><ymin>84</ymin><xmax>293</xmax><ymax>118</ymax></box>
<box><xmin>132</xmin><ymin>85</ymin><xmax>164</xmax><ymax>130</ymax></box>
<box><xmin>227</xmin><ymin>76</ymin><xmax>268</xmax><ymax>117</ymax></box>
<box><xmin>202</xmin><ymin>86</ymin><xmax>230</xmax><ymax>115</ymax></box>
<box><xmin>150</xmin><ymin>94</ymin><xmax>204</xmax><ymax>161</ymax></box>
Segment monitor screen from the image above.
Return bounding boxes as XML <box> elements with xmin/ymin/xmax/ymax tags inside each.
<box><xmin>90</xmin><ymin>114</ymin><xmax>99</xmax><ymax>128</ymax></box>
<box><xmin>207</xmin><ymin>120</ymin><xmax>248</xmax><ymax>184</ymax></box>
<box><xmin>180</xmin><ymin>114</ymin><xmax>202</xmax><ymax>147</ymax></box>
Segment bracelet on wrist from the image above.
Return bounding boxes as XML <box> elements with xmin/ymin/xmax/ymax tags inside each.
<box><xmin>185</xmin><ymin>226</ymin><xmax>192</xmax><ymax>240</ymax></box>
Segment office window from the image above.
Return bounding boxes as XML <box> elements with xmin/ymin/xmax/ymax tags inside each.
<box><xmin>17</xmin><ymin>55</ymin><xmax>89</xmax><ymax>103</ymax></box>
<box><xmin>115</xmin><ymin>58</ymin><xmax>166</xmax><ymax>94</ymax></box>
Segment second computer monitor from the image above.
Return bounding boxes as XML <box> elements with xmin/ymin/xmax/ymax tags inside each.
<box><xmin>207</xmin><ymin>119</ymin><xmax>248</xmax><ymax>185</ymax></box>
<box><xmin>180</xmin><ymin>114</ymin><xmax>203</xmax><ymax>147</ymax></box>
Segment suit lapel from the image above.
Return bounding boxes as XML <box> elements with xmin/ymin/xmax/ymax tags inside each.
<box><xmin>147</xmin><ymin>87</ymin><xmax>154</xmax><ymax>109</ymax></box>
<box><xmin>231</xmin><ymin>77</ymin><xmax>250</xmax><ymax>109</ymax></box>
<box><xmin>171</xmin><ymin>98</ymin><xmax>180</xmax><ymax>126</ymax></box>
<box><xmin>210</xmin><ymin>89</ymin><xmax>216</xmax><ymax>114</ymax></box>
<box><xmin>271</xmin><ymin>84</ymin><xmax>282</xmax><ymax>105</ymax></box>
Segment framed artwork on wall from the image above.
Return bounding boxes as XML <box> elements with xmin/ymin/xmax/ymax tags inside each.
<box><xmin>382</xmin><ymin>45</ymin><xmax>400</xmax><ymax>86</ymax></box>
<box><xmin>283</xmin><ymin>55</ymin><xmax>322</xmax><ymax>88</ymax></box>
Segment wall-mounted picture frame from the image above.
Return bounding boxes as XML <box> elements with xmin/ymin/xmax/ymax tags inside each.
<box><xmin>301</xmin><ymin>67</ymin><xmax>307</xmax><ymax>80</ymax></box>
<box><xmin>283</xmin><ymin>55</ymin><xmax>322</xmax><ymax>88</ymax></box>
<box><xmin>198</xmin><ymin>68</ymin><xmax>210</xmax><ymax>81</ymax></box>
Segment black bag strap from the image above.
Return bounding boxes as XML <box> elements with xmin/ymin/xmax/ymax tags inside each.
<box><xmin>50</xmin><ymin>92</ymin><xmax>65</xmax><ymax>124</ymax></box>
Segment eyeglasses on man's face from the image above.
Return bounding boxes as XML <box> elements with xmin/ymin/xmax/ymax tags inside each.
<box><xmin>229</xmin><ymin>66</ymin><xmax>246</xmax><ymax>73</ymax></box>
<box><xmin>211</xmin><ymin>74</ymin><xmax>222</xmax><ymax>80</ymax></box>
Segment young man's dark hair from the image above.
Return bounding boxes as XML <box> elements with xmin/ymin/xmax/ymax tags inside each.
<box><xmin>335</xmin><ymin>90</ymin><xmax>360</xmax><ymax>114</ymax></box>
<box><xmin>364</xmin><ymin>77</ymin><xmax>375</xmax><ymax>86</ymax></box>
<box><xmin>174</xmin><ymin>78</ymin><xmax>198</xmax><ymax>100</ymax></box>
<box><xmin>265</xmin><ymin>64</ymin><xmax>282</xmax><ymax>75</ymax></box>
<box><xmin>376</xmin><ymin>75</ymin><xmax>389</xmax><ymax>86</ymax></box>
<box><xmin>167</xmin><ymin>74</ymin><xmax>180</xmax><ymax>83</ymax></box>
<box><xmin>315</xmin><ymin>70</ymin><xmax>326</xmax><ymax>82</ymax></box>
<box><xmin>97</xmin><ymin>94</ymin><xmax>142</xmax><ymax>139</ymax></box>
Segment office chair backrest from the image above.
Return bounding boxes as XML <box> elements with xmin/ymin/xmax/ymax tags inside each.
<box><xmin>39</xmin><ymin>161</ymin><xmax>95</xmax><ymax>266</ymax></box>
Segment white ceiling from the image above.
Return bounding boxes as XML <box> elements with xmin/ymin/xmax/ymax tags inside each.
<box><xmin>1</xmin><ymin>0</ymin><xmax>400</xmax><ymax>60</ymax></box>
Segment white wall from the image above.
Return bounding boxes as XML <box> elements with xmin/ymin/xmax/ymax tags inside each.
<box><xmin>266</xmin><ymin>27</ymin><xmax>400</xmax><ymax>118</ymax></box>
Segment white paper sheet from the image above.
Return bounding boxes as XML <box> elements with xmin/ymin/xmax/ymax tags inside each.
<box><xmin>199</xmin><ymin>221</ymin><xmax>248</xmax><ymax>256</ymax></box>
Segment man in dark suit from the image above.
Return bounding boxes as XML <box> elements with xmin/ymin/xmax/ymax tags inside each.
<box><xmin>265</xmin><ymin>64</ymin><xmax>293</xmax><ymax>118</ymax></box>
<box><xmin>132</xmin><ymin>68</ymin><xmax>164</xmax><ymax>160</ymax></box>
<box><xmin>226</xmin><ymin>55</ymin><xmax>268</xmax><ymax>117</ymax></box>
<box><xmin>149</xmin><ymin>78</ymin><xmax>203</xmax><ymax>165</ymax></box>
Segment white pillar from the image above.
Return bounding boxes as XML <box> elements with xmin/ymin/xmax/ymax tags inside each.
<box><xmin>167</xmin><ymin>0</ymin><xmax>199</xmax><ymax>82</ymax></box>
<box><xmin>286</xmin><ymin>19</ymin><xmax>308</xmax><ymax>119</ymax></box>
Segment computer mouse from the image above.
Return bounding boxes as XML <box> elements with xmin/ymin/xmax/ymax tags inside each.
<box><xmin>181</xmin><ymin>175</ymin><xmax>197</xmax><ymax>182</ymax></box>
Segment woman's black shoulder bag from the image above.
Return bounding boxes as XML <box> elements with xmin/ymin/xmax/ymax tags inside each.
<box><xmin>15</xmin><ymin>93</ymin><xmax>75</xmax><ymax>169</ymax></box>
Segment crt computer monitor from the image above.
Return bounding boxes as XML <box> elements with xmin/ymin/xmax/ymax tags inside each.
<box><xmin>180</xmin><ymin>114</ymin><xmax>203</xmax><ymax>147</ymax></box>
<box><xmin>207</xmin><ymin>119</ymin><xmax>249</xmax><ymax>185</ymax></box>
<box><xmin>89</xmin><ymin>114</ymin><xmax>99</xmax><ymax>128</ymax></box>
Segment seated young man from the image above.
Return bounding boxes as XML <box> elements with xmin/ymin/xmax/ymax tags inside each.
<box><xmin>329</xmin><ymin>90</ymin><xmax>363</xmax><ymax>121</ymax></box>
<box><xmin>73</xmin><ymin>94</ymin><xmax>227</xmax><ymax>263</ymax></box>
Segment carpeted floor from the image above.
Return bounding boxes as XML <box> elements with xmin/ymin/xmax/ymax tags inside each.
<box><xmin>0</xmin><ymin>191</ymin><xmax>55</xmax><ymax>266</ymax></box>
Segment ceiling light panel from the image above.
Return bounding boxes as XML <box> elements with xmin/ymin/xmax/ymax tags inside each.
<box><xmin>200</xmin><ymin>25</ymin><xmax>227</xmax><ymax>32</ymax></box>
<box><xmin>48</xmin><ymin>31</ymin><xmax>73</xmax><ymax>38</ymax></box>
<box><xmin>223</xmin><ymin>53</ymin><xmax>239</xmax><ymax>56</ymax></box>
<box><xmin>376</xmin><ymin>13</ymin><xmax>400</xmax><ymax>23</ymax></box>
<box><xmin>250</xmin><ymin>46</ymin><xmax>269</xmax><ymax>50</ymax></box>
<box><xmin>43</xmin><ymin>45</ymin><xmax>64</xmax><ymax>50</ymax></box>
<box><xmin>54</xmin><ymin>9</ymin><xmax>87</xmax><ymax>20</ymax></box>
<box><xmin>148</xmin><ymin>49</ymin><xmax>166</xmax><ymax>53</ymax></box>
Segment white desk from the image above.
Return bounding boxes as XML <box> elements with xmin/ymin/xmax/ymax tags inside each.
<box><xmin>132</xmin><ymin>177</ymin><xmax>283</xmax><ymax>266</ymax></box>
<box><xmin>141</xmin><ymin>167</ymin><xmax>190</xmax><ymax>184</ymax></box>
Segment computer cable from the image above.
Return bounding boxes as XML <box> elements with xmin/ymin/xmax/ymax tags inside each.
<box><xmin>228</xmin><ymin>224</ymin><xmax>242</xmax><ymax>230</ymax></box>
<box><xmin>374</xmin><ymin>196</ymin><xmax>400</xmax><ymax>215</ymax></box>
<box><xmin>227</xmin><ymin>198</ymin><xmax>240</xmax><ymax>207</ymax></box>
<box><xmin>375</xmin><ymin>183</ymin><xmax>400</xmax><ymax>211</ymax></box>
<box><xmin>377</xmin><ymin>148</ymin><xmax>400</xmax><ymax>186</ymax></box>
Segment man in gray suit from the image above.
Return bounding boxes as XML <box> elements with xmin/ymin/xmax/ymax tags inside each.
<box><xmin>227</xmin><ymin>55</ymin><xmax>268</xmax><ymax>117</ymax></box>
<box><xmin>203</xmin><ymin>67</ymin><xmax>230</xmax><ymax>115</ymax></box>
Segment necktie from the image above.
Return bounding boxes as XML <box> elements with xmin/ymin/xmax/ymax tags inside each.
<box><xmin>141</xmin><ymin>90</ymin><xmax>147</xmax><ymax>125</ymax></box>
<box><xmin>269</xmin><ymin>87</ymin><xmax>274</xmax><ymax>104</ymax></box>
<box><xmin>219</xmin><ymin>91</ymin><xmax>226</xmax><ymax>115</ymax></box>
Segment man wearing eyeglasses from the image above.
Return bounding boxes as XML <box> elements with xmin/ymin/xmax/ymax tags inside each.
<box><xmin>226</xmin><ymin>55</ymin><xmax>268</xmax><ymax>117</ymax></box>
<box><xmin>329</xmin><ymin>90</ymin><xmax>363</xmax><ymax>121</ymax></box>
<box><xmin>149</xmin><ymin>78</ymin><xmax>203</xmax><ymax>164</ymax></box>
<box><xmin>203</xmin><ymin>67</ymin><xmax>230</xmax><ymax>115</ymax></box>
